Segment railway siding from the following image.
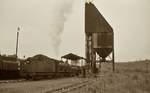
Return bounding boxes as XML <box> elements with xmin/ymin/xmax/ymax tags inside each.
<box><xmin>0</xmin><ymin>77</ymin><xmax>89</xmax><ymax>93</ymax></box>
<box><xmin>46</xmin><ymin>80</ymin><xmax>92</xmax><ymax>93</ymax></box>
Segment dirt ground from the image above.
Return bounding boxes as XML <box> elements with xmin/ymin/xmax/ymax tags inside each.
<box><xmin>0</xmin><ymin>77</ymin><xmax>87</xmax><ymax>93</ymax></box>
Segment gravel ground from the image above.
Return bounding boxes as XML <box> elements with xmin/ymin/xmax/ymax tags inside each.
<box><xmin>0</xmin><ymin>77</ymin><xmax>87</xmax><ymax>93</ymax></box>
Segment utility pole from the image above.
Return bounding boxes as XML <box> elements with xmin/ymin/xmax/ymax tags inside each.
<box><xmin>16</xmin><ymin>27</ymin><xmax>20</xmax><ymax>61</ymax></box>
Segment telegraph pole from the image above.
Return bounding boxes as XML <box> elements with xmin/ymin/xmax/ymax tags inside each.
<box><xmin>16</xmin><ymin>27</ymin><xmax>20</xmax><ymax>61</ymax></box>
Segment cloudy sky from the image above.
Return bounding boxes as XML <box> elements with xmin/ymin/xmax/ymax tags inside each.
<box><xmin>0</xmin><ymin>0</ymin><xmax>149</xmax><ymax>62</ymax></box>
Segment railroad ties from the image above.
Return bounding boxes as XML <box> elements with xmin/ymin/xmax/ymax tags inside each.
<box><xmin>46</xmin><ymin>74</ymin><xmax>105</xmax><ymax>93</ymax></box>
<box><xmin>46</xmin><ymin>80</ymin><xmax>92</xmax><ymax>93</ymax></box>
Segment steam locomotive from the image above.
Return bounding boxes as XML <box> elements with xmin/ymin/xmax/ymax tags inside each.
<box><xmin>20</xmin><ymin>54</ymin><xmax>81</xmax><ymax>79</ymax></box>
<box><xmin>0</xmin><ymin>54</ymin><xmax>81</xmax><ymax>80</ymax></box>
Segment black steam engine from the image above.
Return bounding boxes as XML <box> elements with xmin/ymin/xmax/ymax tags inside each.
<box><xmin>0</xmin><ymin>54</ymin><xmax>82</xmax><ymax>80</ymax></box>
<box><xmin>20</xmin><ymin>54</ymin><xmax>81</xmax><ymax>79</ymax></box>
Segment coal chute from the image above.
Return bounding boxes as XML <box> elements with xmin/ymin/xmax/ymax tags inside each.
<box><xmin>85</xmin><ymin>2</ymin><xmax>115</xmax><ymax>72</ymax></box>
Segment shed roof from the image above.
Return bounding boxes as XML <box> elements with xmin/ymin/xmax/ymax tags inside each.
<box><xmin>61</xmin><ymin>53</ymin><xmax>84</xmax><ymax>60</ymax></box>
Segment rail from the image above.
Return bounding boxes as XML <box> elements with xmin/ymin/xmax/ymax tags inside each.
<box><xmin>46</xmin><ymin>80</ymin><xmax>93</xmax><ymax>93</ymax></box>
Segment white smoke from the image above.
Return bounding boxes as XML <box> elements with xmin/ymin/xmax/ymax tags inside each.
<box><xmin>50</xmin><ymin>0</ymin><xmax>74</xmax><ymax>56</ymax></box>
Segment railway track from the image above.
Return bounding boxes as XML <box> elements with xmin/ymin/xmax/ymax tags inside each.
<box><xmin>46</xmin><ymin>80</ymin><xmax>93</xmax><ymax>93</ymax></box>
<box><xmin>0</xmin><ymin>79</ymin><xmax>26</xmax><ymax>84</ymax></box>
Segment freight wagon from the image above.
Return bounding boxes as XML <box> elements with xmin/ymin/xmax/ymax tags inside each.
<box><xmin>0</xmin><ymin>56</ymin><xmax>20</xmax><ymax>79</ymax></box>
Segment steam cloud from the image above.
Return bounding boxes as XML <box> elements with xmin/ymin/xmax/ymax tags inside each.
<box><xmin>50</xmin><ymin>0</ymin><xmax>74</xmax><ymax>56</ymax></box>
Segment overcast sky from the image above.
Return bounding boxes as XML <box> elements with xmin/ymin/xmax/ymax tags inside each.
<box><xmin>0</xmin><ymin>0</ymin><xmax>149</xmax><ymax>62</ymax></box>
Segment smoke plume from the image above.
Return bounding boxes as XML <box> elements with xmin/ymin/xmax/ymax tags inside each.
<box><xmin>50</xmin><ymin>0</ymin><xmax>74</xmax><ymax>56</ymax></box>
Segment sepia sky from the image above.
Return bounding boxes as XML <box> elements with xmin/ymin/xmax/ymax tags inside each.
<box><xmin>0</xmin><ymin>0</ymin><xmax>150</xmax><ymax>62</ymax></box>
